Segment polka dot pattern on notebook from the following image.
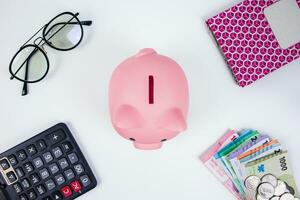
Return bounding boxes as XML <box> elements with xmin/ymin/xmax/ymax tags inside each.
<box><xmin>207</xmin><ymin>0</ymin><xmax>300</xmax><ymax>87</ymax></box>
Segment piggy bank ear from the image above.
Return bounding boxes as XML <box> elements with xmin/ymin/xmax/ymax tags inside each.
<box><xmin>113</xmin><ymin>105</ymin><xmax>144</xmax><ymax>129</ymax></box>
<box><xmin>159</xmin><ymin>108</ymin><xmax>187</xmax><ymax>132</ymax></box>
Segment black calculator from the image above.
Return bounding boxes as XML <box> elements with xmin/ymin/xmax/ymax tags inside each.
<box><xmin>0</xmin><ymin>123</ymin><xmax>97</xmax><ymax>200</ymax></box>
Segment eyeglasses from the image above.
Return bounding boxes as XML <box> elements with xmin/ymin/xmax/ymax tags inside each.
<box><xmin>9</xmin><ymin>11</ymin><xmax>92</xmax><ymax>96</ymax></box>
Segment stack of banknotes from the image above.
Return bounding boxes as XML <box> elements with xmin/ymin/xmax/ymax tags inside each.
<box><xmin>200</xmin><ymin>129</ymin><xmax>299</xmax><ymax>200</ymax></box>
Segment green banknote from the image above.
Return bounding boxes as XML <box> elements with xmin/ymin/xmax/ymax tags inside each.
<box><xmin>244</xmin><ymin>151</ymin><xmax>299</xmax><ymax>197</ymax></box>
<box><xmin>215</xmin><ymin>130</ymin><xmax>260</xmax><ymax>199</ymax></box>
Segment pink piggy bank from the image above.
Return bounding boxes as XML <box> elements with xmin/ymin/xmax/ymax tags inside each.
<box><xmin>109</xmin><ymin>48</ymin><xmax>189</xmax><ymax>150</ymax></box>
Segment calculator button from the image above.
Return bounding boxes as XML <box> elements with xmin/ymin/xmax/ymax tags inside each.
<box><xmin>68</xmin><ymin>153</ymin><xmax>78</xmax><ymax>164</ymax></box>
<box><xmin>21</xmin><ymin>178</ymin><xmax>31</xmax><ymax>189</ymax></box>
<box><xmin>36</xmin><ymin>184</ymin><xmax>46</xmax><ymax>195</ymax></box>
<box><xmin>70</xmin><ymin>180</ymin><xmax>81</xmax><ymax>192</ymax></box>
<box><xmin>64</xmin><ymin>169</ymin><xmax>75</xmax><ymax>180</ymax></box>
<box><xmin>27</xmin><ymin>189</ymin><xmax>37</xmax><ymax>200</ymax></box>
<box><xmin>8</xmin><ymin>155</ymin><xmax>18</xmax><ymax>166</ymax></box>
<box><xmin>13</xmin><ymin>183</ymin><xmax>23</xmax><ymax>194</ymax></box>
<box><xmin>19</xmin><ymin>194</ymin><xmax>28</xmax><ymax>200</ymax></box>
<box><xmin>26</xmin><ymin>145</ymin><xmax>37</xmax><ymax>156</ymax></box>
<box><xmin>24</xmin><ymin>162</ymin><xmax>34</xmax><ymax>174</ymax></box>
<box><xmin>54</xmin><ymin>174</ymin><xmax>65</xmax><ymax>185</ymax></box>
<box><xmin>61</xmin><ymin>142</ymin><xmax>72</xmax><ymax>152</ymax></box>
<box><xmin>52</xmin><ymin>191</ymin><xmax>63</xmax><ymax>200</ymax></box>
<box><xmin>0</xmin><ymin>159</ymin><xmax>10</xmax><ymax>170</ymax></box>
<box><xmin>49</xmin><ymin>163</ymin><xmax>59</xmax><ymax>175</ymax></box>
<box><xmin>29</xmin><ymin>173</ymin><xmax>40</xmax><ymax>185</ymax></box>
<box><xmin>43</xmin><ymin>152</ymin><xmax>53</xmax><ymax>163</ymax></box>
<box><xmin>52</xmin><ymin>147</ymin><xmax>63</xmax><ymax>158</ymax></box>
<box><xmin>39</xmin><ymin>168</ymin><xmax>50</xmax><ymax>180</ymax></box>
<box><xmin>74</xmin><ymin>164</ymin><xmax>84</xmax><ymax>175</ymax></box>
<box><xmin>6</xmin><ymin>171</ymin><xmax>17</xmax><ymax>183</ymax></box>
<box><xmin>42</xmin><ymin>197</ymin><xmax>52</xmax><ymax>200</ymax></box>
<box><xmin>16</xmin><ymin>168</ymin><xmax>25</xmax><ymax>178</ymax></box>
<box><xmin>58</xmin><ymin>158</ymin><xmax>69</xmax><ymax>170</ymax></box>
<box><xmin>36</xmin><ymin>140</ymin><xmax>47</xmax><ymax>151</ymax></box>
<box><xmin>45</xmin><ymin>179</ymin><xmax>56</xmax><ymax>191</ymax></box>
<box><xmin>17</xmin><ymin>150</ymin><xmax>27</xmax><ymax>161</ymax></box>
<box><xmin>60</xmin><ymin>186</ymin><xmax>72</xmax><ymax>198</ymax></box>
<box><xmin>80</xmin><ymin>175</ymin><xmax>91</xmax><ymax>187</ymax></box>
<box><xmin>46</xmin><ymin>130</ymin><xmax>66</xmax><ymax>146</ymax></box>
<box><xmin>33</xmin><ymin>157</ymin><xmax>44</xmax><ymax>169</ymax></box>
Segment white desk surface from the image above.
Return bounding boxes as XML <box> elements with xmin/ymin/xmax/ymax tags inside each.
<box><xmin>1</xmin><ymin>0</ymin><xmax>300</xmax><ymax>199</ymax></box>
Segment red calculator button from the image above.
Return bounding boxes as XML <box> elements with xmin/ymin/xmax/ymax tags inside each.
<box><xmin>70</xmin><ymin>180</ymin><xmax>82</xmax><ymax>192</ymax></box>
<box><xmin>60</xmin><ymin>186</ymin><xmax>72</xmax><ymax>198</ymax></box>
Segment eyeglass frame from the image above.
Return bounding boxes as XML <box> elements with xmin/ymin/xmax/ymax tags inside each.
<box><xmin>9</xmin><ymin>11</ymin><xmax>92</xmax><ymax>95</ymax></box>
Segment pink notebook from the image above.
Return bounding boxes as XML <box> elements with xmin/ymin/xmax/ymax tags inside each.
<box><xmin>207</xmin><ymin>0</ymin><xmax>300</xmax><ymax>87</ymax></box>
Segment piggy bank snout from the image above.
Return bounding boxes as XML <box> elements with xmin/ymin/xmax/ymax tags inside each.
<box><xmin>113</xmin><ymin>105</ymin><xmax>187</xmax><ymax>149</ymax></box>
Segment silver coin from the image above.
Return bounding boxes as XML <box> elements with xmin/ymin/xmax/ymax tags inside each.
<box><xmin>258</xmin><ymin>182</ymin><xmax>275</xmax><ymax>199</ymax></box>
<box><xmin>261</xmin><ymin>174</ymin><xmax>278</xmax><ymax>187</ymax></box>
<box><xmin>270</xmin><ymin>197</ymin><xmax>281</xmax><ymax>200</ymax></box>
<box><xmin>245</xmin><ymin>175</ymin><xmax>261</xmax><ymax>191</ymax></box>
<box><xmin>256</xmin><ymin>194</ymin><xmax>269</xmax><ymax>200</ymax></box>
<box><xmin>280</xmin><ymin>193</ymin><xmax>294</xmax><ymax>200</ymax></box>
<box><xmin>285</xmin><ymin>184</ymin><xmax>296</xmax><ymax>195</ymax></box>
<box><xmin>274</xmin><ymin>180</ymin><xmax>287</xmax><ymax>196</ymax></box>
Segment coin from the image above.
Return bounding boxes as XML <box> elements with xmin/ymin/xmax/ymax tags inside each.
<box><xmin>258</xmin><ymin>182</ymin><xmax>275</xmax><ymax>199</ymax></box>
<box><xmin>274</xmin><ymin>180</ymin><xmax>287</xmax><ymax>196</ymax></box>
<box><xmin>270</xmin><ymin>197</ymin><xmax>280</xmax><ymax>200</ymax></box>
<box><xmin>245</xmin><ymin>175</ymin><xmax>261</xmax><ymax>191</ymax></box>
<box><xmin>285</xmin><ymin>184</ymin><xmax>295</xmax><ymax>195</ymax></box>
<box><xmin>256</xmin><ymin>194</ymin><xmax>269</xmax><ymax>200</ymax></box>
<box><xmin>294</xmin><ymin>198</ymin><xmax>300</xmax><ymax>200</ymax></box>
<box><xmin>261</xmin><ymin>174</ymin><xmax>278</xmax><ymax>187</ymax></box>
<box><xmin>280</xmin><ymin>193</ymin><xmax>294</xmax><ymax>200</ymax></box>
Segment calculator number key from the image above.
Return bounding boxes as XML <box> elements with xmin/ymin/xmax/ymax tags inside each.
<box><xmin>54</xmin><ymin>174</ymin><xmax>65</xmax><ymax>185</ymax></box>
<box><xmin>49</xmin><ymin>163</ymin><xmax>59</xmax><ymax>175</ymax></box>
<box><xmin>33</xmin><ymin>157</ymin><xmax>44</xmax><ymax>169</ymax></box>
<box><xmin>52</xmin><ymin>147</ymin><xmax>63</xmax><ymax>158</ymax></box>
<box><xmin>43</xmin><ymin>152</ymin><xmax>53</xmax><ymax>163</ymax></box>
<box><xmin>64</xmin><ymin>169</ymin><xmax>75</xmax><ymax>180</ymax></box>
<box><xmin>39</xmin><ymin>168</ymin><xmax>50</xmax><ymax>180</ymax></box>
<box><xmin>45</xmin><ymin>179</ymin><xmax>56</xmax><ymax>191</ymax></box>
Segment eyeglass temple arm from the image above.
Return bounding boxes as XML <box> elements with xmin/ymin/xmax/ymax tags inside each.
<box><xmin>21</xmin><ymin>20</ymin><xmax>92</xmax><ymax>48</ymax></box>
<box><xmin>22</xmin><ymin>60</ymin><xmax>30</xmax><ymax>96</ymax></box>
